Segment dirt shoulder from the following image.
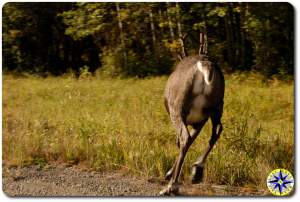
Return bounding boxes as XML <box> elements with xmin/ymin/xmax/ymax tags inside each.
<box><xmin>2</xmin><ymin>164</ymin><xmax>269</xmax><ymax>197</ymax></box>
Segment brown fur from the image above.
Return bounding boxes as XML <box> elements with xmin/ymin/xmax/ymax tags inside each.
<box><xmin>160</xmin><ymin>54</ymin><xmax>225</xmax><ymax>195</ymax></box>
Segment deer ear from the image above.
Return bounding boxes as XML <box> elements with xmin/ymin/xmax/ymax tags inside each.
<box><xmin>178</xmin><ymin>54</ymin><xmax>183</xmax><ymax>61</ymax></box>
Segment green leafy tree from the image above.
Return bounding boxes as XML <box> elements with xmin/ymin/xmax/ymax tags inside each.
<box><xmin>2</xmin><ymin>2</ymin><xmax>294</xmax><ymax>78</ymax></box>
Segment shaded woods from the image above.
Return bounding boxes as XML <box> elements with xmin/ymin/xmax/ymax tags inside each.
<box><xmin>2</xmin><ymin>2</ymin><xmax>294</xmax><ymax>78</ymax></box>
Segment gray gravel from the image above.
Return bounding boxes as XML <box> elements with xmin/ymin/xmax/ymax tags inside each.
<box><xmin>2</xmin><ymin>164</ymin><xmax>268</xmax><ymax>197</ymax></box>
<box><xmin>2</xmin><ymin>164</ymin><xmax>162</xmax><ymax>197</ymax></box>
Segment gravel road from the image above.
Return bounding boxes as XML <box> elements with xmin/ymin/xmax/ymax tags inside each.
<box><xmin>2</xmin><ymin>164</ymin><xmax>269</xmax><ymax>197</ymax></box>
<box><xmin>3</xmin><ymin>164</ymin><xmax>162</xmax><ymax>197</ymax></box>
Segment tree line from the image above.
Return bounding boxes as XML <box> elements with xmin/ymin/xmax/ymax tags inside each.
<box><xmin>2</xmin><ymin>2</ymin><xmax>294</xmax><ymax>77</ymax></box>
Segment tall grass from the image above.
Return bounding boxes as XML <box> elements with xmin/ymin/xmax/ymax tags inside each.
<box><xmin>2</xmin><ymin>73</ymin><xmax>294</xmax><ymax>189</ymax></box>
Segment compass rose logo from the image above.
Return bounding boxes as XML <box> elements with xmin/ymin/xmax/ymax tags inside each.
<box><xmin>267</xmin><ymin>169</ymin><xmax>294</xmax><ymax>196</ymax></box>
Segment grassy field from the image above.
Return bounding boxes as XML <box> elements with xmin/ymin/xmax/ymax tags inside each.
<box><xmin>2</xmin><ymin>73</ymin><xmax>294</xmax><ymax>189</ymax></box>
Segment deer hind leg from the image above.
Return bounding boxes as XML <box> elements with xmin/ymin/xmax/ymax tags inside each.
<box><xmin>160</xmin><ymin>118</ymin><xmax>207</xmax><ymax>196</ymax></box>
<box><xmin>164</xmin><ymin>119</ymin><xmax>207</xmax><ymax>181</ymax></box>
<box><xmin>191</xmin><ymin>107</ymin><xmax>223</xmax><ymax>184</ymax></box>
<box><xmin>160</xmin><ymin>119</ymin><xmax>189</xmax><ymax>195</ymax></box>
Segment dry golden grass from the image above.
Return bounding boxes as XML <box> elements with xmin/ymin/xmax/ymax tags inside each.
<box><xmin>2</xmin><ymin>72</ymin><xmax>294</xmax><ymax>189</ymax></box>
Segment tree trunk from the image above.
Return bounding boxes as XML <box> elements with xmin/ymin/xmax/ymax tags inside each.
<box><xmin>167</xmin><ymin>2</ymin><xmax>175</xmax><ymax>41</ymax></box>
<box><xmin>116</xmin><ymin>3</ymin><xmax>128</xmax><ymax>72</ymax></box>
<box><xmin>239</xmin><ymin>3</ymin><xmax>247</xmax><ymax>70</ymax></box>
<box><xmin>224</xmin><ymin>4</ymin><xmax>235</xmax><ymax>71</ymax></box>
<box><xmin>176</xmin><ymin>2</ymin><xmax>186</xmax><ymax>58</ymax></box>
<box><xmin>149</xmin><ymin>8</ymin><xmax>158</xmax><ymax>62</ymax></box>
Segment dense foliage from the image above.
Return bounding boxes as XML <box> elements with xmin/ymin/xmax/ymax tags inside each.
<box><xmin>2</xmin><ymin>2</ymin><xmax>294</xmax><ymax>77</ymax></box>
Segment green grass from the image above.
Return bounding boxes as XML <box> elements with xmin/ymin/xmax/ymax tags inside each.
<box><xmin>2</xmin><ymin>72</ymin><xmax>294</xmax><ymax>189</ymax></box>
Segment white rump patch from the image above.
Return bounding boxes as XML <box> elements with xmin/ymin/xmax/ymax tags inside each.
<box><xmin>196</xmin><ymin>61</ymin><xmax>212</xmax><ymax>85</ymax></box>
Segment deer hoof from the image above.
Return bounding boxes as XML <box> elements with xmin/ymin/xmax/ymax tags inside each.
<box><xmin>159</xmin><ymin>183</ymin><xmax>179</xmax><ymax>196</ymax></box>
<box><xmin>164</xmin><ymin>169</ymin><xmax>173</xmax><ymax>181</ymax></box>
<box><xmin>191</xmin><ymin>165</ymin><xmax>204</xmax><ymax>184</ymax></box>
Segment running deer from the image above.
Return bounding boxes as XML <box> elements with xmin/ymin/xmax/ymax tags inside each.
<box><xmin>160</xmin><ymin>33</ymin><xmax>225</xmax><ymax>195</ymax></box>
